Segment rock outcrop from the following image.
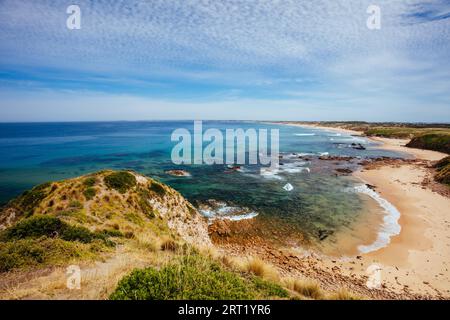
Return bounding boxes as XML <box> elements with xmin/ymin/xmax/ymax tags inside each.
<box><xmin>0</xmin><ymin>170</ymin><xmax>211</xmax><ymax>247</ymax></box>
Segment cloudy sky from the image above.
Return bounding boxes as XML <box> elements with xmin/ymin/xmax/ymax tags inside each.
<box><xmin>0</xmin><ymin>0</ymin><xmax>449</xmax><ymax>122</ymax></box>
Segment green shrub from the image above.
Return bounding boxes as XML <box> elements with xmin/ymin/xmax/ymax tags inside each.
<box><xmin>251</xmin><ymin>277</ymin><xmax>289</xmax><ymax>298</ymax></box>
<box><xmin>15</xmin><ymin>182</ymin><xmax>52</xmax><ymax>216</ymax></box>
<box><xmin>0</xmin><ymin>237</ymin><xmax>102</xmax><ymax>272</ymax></box>
<box><xmin>110</xmin><ymin>254</ymin><xmax>290</xmax><ymax>300</ymax></box>
<box><xmin>110</xmin><ymin>254</ymin><xmax>255</xmax><ymax>300</ymax></box>
<box><xmin>104</xmin><ymin>171</ymin><xmax>137</xmax><ymax>193</ymax></box>
<box><xmin>2</xmin><ymin>215</ymin><xmax>65</xmax><ymax>240</ymax></box>
<box><xmin>0</xmin><ymin>239</ymin><xmax>46</xmax><ymax>272</ymax></box>
<box><xmin>149</xmin><ymin>182</ymin><xmax>166</xmax><ymax>197</ymax></box>
<box><xmin>83</xmin><ymin>177</ymin><xmax>97</xmax><ymax>187</ymax></box>
<box><xmin>98</xmin><ymin>229</ymin><xmax>123</xmax><ymax>238</ymax></box>
<box><xmin>1</xmin><ymin>215</ymin><xmax>114</xmax><ymax>245</ymax></box>
<box><xmin>68</xmin><ymin>200</ymin><xmax>83</xmax><ymax>209</ymax></box>
<box><xmin>83</xmin><ymin>187</ymin><xmax>97</xmax><ymax>200</ymax></box>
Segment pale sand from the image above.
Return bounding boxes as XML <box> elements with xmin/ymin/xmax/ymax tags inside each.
<box><xmin>354</xmin><ymin>165</ymin><xmax>450</xmax><ymax>297</ymax></box>
<box><xmin>280</xmin><ymin>122</ymin><xmax>450</xmax><ymax>296</ymax></box>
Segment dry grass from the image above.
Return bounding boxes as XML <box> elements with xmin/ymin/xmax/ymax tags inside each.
<box><xmin>327</xmin><ymin>288</ymin><xmax>361</xmax><ymax>300</ymax></box>
<box><xmin>0</xmin><ymin>244</ymin><xmax>171</xmax><ymax>300</ymax></box>
<box><xmin>196</xmin><ymin>244</ymin><xmax>221</xmax><ymax>260</ymax></box>
<box><xmin>133</xmin><ymin>232</ymin><xmax>161</xmax><ymax>252</ymax></box>
<box><xmin>284</xmin><ymin>277</ymin><xmax>324</xmax><ymax>299</ymax></box>
<box><xmin>160</xmin><ymin>237</ymin><xmax>178</xmax><ymax>251</ymax></box>
<box><xmin>239</xmin><ymin>257</ymin><xmax>279</xmax><ymax>282</ymax></box>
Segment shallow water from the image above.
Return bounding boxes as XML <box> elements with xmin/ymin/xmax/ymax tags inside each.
<box><xmin>0</xmin><ymin>121</ymin><xmax>407</xmax><ymax>254</ymax></box>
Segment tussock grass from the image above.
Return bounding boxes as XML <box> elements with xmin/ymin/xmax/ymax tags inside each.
<box><xmin>160</xmin><ymin>237</ymin><xmax>179</xmax><ymax>251</ymax></box>
<box><xmin>133</xmin><ymin>233</ymin><xmax>161</xmax><ymax>252</ymax></box>
<box><xmin>240</xmin><ymin>257</ymin><xmax>279</xmax><ymax>282</ymax></box>
<box><xmin>328</xmin><ymin>288</ymin><xmax>361</xmax><ymax>300</ymax></box>
<box><xmin>284</xmin><ymin>277</ymin><xmax>324</xmax><ymax>299</ymax></box>
<box><xmin>197</xmin><ymin>244</ymin><xmax>221</xmax><ymax>260</ymax></box>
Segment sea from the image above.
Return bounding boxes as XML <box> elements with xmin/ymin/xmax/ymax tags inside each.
<box><xmin>0</xmin><ymin>121</ymin><xmax>409</xmax><ymax>256</ymax></box>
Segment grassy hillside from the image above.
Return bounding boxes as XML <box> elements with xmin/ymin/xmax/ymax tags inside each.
<box><xmin>434</xmin><ymin>156</ymin><xmax>450</xmax><ymax>186</ymax></box>
<box><xmin>406</xmin><ymin>134</ymin><xmax>450</xmax><ymax>154</ymax></box>
<box><xmin>0</xmin><ymin>170</ymin><xmax>358</xmax><ymax>300</ymax></box>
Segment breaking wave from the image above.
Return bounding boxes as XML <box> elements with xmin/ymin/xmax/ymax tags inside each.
<box><xmin>352</xmin><ymin>184</ymin><xmax>401</xmax><ymax>253</ymax></box>
<box><xmin>199</xmin><ymin>201</ymin><xmax>259</xmax><ymax>221</ymax></box>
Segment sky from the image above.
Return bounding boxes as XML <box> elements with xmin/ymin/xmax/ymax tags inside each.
<box><xmin>0</xmin><ymin>0</ymin><xmax>449</xmax><ymax>122</ymax></box>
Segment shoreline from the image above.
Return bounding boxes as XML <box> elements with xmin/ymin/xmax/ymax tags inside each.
<box><xmin>281</xmin><ymin>121</ymin><xmax>447</xmax><ymax>161</ymax></box>
<box><xmin>268</xmin><ymin>122</ymin><xmax>450</xmax><ymax>297</ymax></box>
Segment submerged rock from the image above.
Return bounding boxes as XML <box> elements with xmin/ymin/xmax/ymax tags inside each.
<box><xmin>165</xmin><ymin>169</ymin><xmax>191</xmax><ymax>177</ymax></box>
<box><xmin>351</xmin><ymin>143</ymin><xmax>366</xmax><ymax>150</ymax></box>
<box><xmin>335</xmin><ymin>168</ymin><xmax>353</xmax><ymax>175</ymax></box>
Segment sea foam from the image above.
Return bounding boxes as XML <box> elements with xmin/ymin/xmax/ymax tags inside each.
<box><xmin>199</xmin><ymin>201</ymin><xmax>259</xmax><ymax>222</ymax></box>
<box><xmin>352</xmin><ymin>184</ymin><xmax>401</xmax><ymax>253</ymax></box>
<box><xmin>294</xmin><ymin>133</ymin><xmax>316</xmax><ymax>136</ymax></box>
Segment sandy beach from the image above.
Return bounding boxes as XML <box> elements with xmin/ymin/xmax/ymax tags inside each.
<box><xmin>286</xmin><ymin>123</ymin><xmax>450</xmax><ymax>297</ymax></box>
<box><xmin>352</xmin><ymin>136</ymin><xmax>449</xmax><ymax>296</ymax></box>
<box><xmin>284</xmin><ymin>122</ymin><xmax>363</xmax><ymax>136</ymax></box>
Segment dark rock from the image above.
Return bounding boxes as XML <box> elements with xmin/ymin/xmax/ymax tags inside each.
<box><xmin>335</xmin><ymin>168</ymin><xmax>353</xmax><ymax>175</ymax></box>
<box><xmin>318</xmin><ymin>229</ymin><xmax>333</xmax><ymax>241</ymax></box>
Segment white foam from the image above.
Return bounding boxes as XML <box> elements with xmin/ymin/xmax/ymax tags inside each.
<box><xmin>352</xmin><ymin>184</ymin><xmax>401</xmax><ymax>254</ymax></box>
<box><xmin>336</xmin><ymin>136</ymin><xmax>367</xmax><ymax>144</ymax></box>
<box><xmin>260</xmin><ymin>167</ymin><xmax>283</xmax><ymax>179</ymax></box>
<box><xmin>294</xmin><ymin>133</ymin><xmax>316</xmax><ymax>136</ymax></box>
<box><xmin>199</xmin><ymin>201</ymin><xmax>259</xmax><ymax>221</ymax></box>
<box><xmin>220</xmin><ymin>212</ymin><xmax>259</xmax><ymax>221</ymax></box>
<box><xmin>279</xmin><ymin>161</ymin><xmax>308</xmax><ymax>173</ymax></box>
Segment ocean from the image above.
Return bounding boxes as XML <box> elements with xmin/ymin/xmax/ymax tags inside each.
<box><xmin>0</xmin><ymin>121</ymin><xmax>407</xmax><ymax>255</ymax></box>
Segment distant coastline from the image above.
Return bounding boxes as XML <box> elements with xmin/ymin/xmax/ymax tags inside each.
<box><xmin>272</xmin><ymin>121</ymin><xmax>450</xmax><ymax>298</ymax></box>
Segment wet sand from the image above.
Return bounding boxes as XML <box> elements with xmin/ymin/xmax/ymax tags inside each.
<box><xmin>278</xmin><ymin>122</ymin><xmax>450</xmax><ymax>297</ymax></box>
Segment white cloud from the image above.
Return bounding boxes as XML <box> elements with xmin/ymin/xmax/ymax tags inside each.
<box><xmin>0</xmin><ymin>0</ymin><xmax>449</xmax><ymax>121</ymax></box>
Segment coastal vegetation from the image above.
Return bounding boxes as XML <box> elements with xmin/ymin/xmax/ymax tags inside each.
<box><xmin>0</xmin><ymin>170</ymin><xmax>360</xmax><ymax>300</ymax></box>
<box><xmin>284</xmin><ymin>278</ymin><xmax>324</xmax><ymax>299</ymax></box>
<box><xmin>1</xmin><ymin>215</ymin><xmax>116</xmax><ymax>245</ymax></box>
<box><xmin>406</xmin><ymin>134</ymin><xmax>450</xmax><ymax>154</ymax></box>
<box><xmin>434</xmin><ymin>156</ymin><xmax>450</xmax><ymax>185</ymax></box>
<box><xmin>104</xmin><ymin>171</ymin><xmax>137</xmax><ymax>193</ymax></box>
<box><xmin>0</xmin><ymin>237</ymin><xmax>103</xmax><ymax>272</ymax></box>
<box><xmin>110</xmin><ymin>253</ymin><xmax>288</xmax><ymax>300</ymax></box>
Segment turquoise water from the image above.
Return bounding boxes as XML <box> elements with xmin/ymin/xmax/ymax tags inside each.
<box><xmin>0</xmin><ymin>121</ymin><xmax>406</xmax><ymax>250</ymax></box>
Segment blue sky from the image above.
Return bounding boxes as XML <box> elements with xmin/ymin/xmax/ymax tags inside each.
<box><xmin>0</xmin><ymin>0</ymin><xmax>449</xmax><ymax>122</ymax></box>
